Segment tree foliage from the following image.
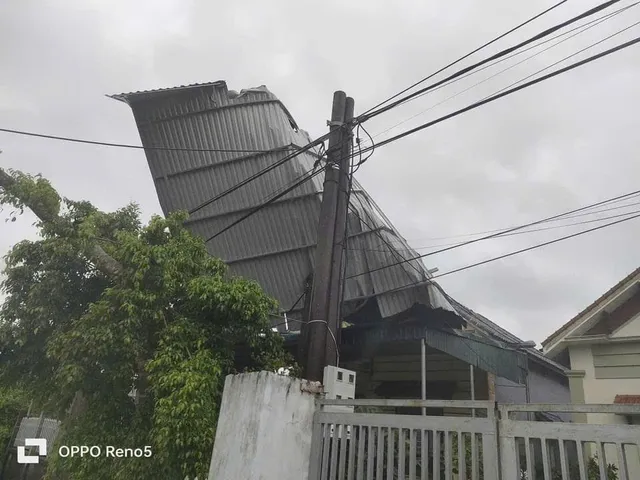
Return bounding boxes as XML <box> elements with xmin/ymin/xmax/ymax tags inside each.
<box><xmin>0</xmin><ymin>385</ymin><xmax>28</xmax><ymax>456</ymax></box>
<box><xmin>0</xmin><ymin>168</ymin><xmax>291</xmax><ymax>479</ymax></box>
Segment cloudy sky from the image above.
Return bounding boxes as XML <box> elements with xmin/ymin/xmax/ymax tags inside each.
<box><xmin>1</xmin><ymin>0</ymin><xmax>639</xmax><ymax>346</ymax></box>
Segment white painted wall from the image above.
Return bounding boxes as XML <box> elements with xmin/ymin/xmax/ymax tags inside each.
<box><xmin>568</xmin><ymin>344</ymin><xmax>640</xmax><ymax>474</ymax></box>
<box><xmin>569</xmin><ymin>345</ymin><xmax>640</xmax><ymax>421</ymax></box>
<box><xmin>208</xmin><ymin>371</ymin><xmax>318</xmax><ymax>480</ymax></box>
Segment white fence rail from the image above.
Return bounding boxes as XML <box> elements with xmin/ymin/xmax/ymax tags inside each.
<box><xmin>499</xmin><ymin>404</ymin><xmax>640</xmax><ymax>480</ymax></box>
<box><xmin>308</xmin><ymin>400</ymin><xmax>640</xmax><ymax>480</ymax></box>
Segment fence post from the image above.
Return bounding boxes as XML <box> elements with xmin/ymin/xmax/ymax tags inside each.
<box><xmin>307</xmin><ymin>410</ymin><xmax>324</xmax><ymax>480</ymax></box>
<box><xmin>493</xmin><ymin>401</ymin><xmax>504</xmax><ymax>480</ymax></box>
<box><xmin>497</xmin><ymin>404</ymin><xmax>519</xmax><ymax>480</ymax></box>
<box><xmin>481</xmin><ymin>401</ymin><xmax>500</xmax><ymax>480</ymax></box>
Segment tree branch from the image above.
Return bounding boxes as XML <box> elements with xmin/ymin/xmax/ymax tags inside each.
<box><xmin>0</xmin><ymin>167</ymin><xmax>123</xmax><ymax>278</ymax></box>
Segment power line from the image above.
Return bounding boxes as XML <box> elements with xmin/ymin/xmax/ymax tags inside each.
<box><xmin>0</xmin><ymin>126</ymin><xmax>336</xmax><ymax>222</ymax></box>
<box><xmin>354</xmin><ymin>33</ymin><xmax>640</xmax><ymax>157</ymax></box>
<box><xmin>165</xmin><ymin>18</ymin><xmax>640</xmax><ymax>232</ymax></box>
<box><xmin>347</xmin><ymin>188</ymin><xmax>640</xmax><ymax>279</ymax></box>
<box><xmin>433</xmin><ymin>212</ymin><xmax>640</xmax><ymax>279</ymax></box>
<box><xmin>482</xmin><ymin>15</ymin><xmax>640</xmax><ymax>100</ymax></box>
<box><xmin>367</xmin><ymin>2</ymin><xmax>637</xmax><ymax>143</ymax></box>
<box><xmin>389</xmin><ymin>197</ymin><xmax>640</xmax><ymax>243</ymax></box>
<box><xmin>368</xmin><ymin>212</ymin><xmax>640</xmax><ymax>297</ymax></box>
<box><xmin>360</xmin><ymin>0</ymin><xmax>568</xmax><ymax>118</ymax></box>
<box><xmin>188</xmin><ymin>137</ymin><xmax>329</xmax><ymax>215</ymax></box>
<box><xmin>0</xmin><ymin>127</ymin><xmax>276</xmax><ymax>154</ymax></box>
<box><xmin>205</xmin><ymin>164</ymin><xmax>326</xmax><ymax>243</ymax></box>
<box><xmin>253</xmin><ymin>144</ymin><xmax>326</xmax><ymax>205</ymax></box>
<box><xmin>359</xmin><ymin>0</ymin><xmax>623</xmax><ymax>123</ymax></box>
<box><xmin>352</xmin><ymin>124</ymin><xmax>375</xmax><ymax>174</ymax></box>
<box><xmin>347</xmin><ymin>202</ymin><xmax>426</xmax><ymax>282</ymax></box>
<box><xmin>352</xmin><ymin>207</ymin><xmax>640</xmax><ymax>253</ymax></box>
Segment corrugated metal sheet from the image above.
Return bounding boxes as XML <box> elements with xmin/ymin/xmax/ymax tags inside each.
<box><xmin>424</xmin><ymin>329</ymin><xmax>528</xmax><ymax>384</ymax></box>
<box><xmin>110</xmin><ymin>81</ymin><xmax>561</xmax><ymax>379</ymax></box>
<box><xmin>112</xmin><ymin>81</ymin><xmax>456</xmax><ymax>324</ymax></box>
<box><xmin>445</xmin><ymin>292</ymin><xmax>568</xmax><ymax>374</ymax></box>
<box><xmin>113</xmin><ymin>82</ymin><xmax>567</xmax><ymax>380</ymax></box>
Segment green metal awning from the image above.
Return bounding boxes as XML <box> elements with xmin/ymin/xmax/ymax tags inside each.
<box><xmin>424</xmin><ymin>328</ymin><xmax>528</xmax><ymax>385</ymax></box>
<box><xmin>340</xmin><ymin>321</ymin><xmax>528</xmax><ymax>384</ymax></box>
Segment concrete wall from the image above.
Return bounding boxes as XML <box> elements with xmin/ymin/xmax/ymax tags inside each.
<box><xmin>208</xmin><ymin>371</ymin><xmax>318</xmax><ymax>480</ymax></box>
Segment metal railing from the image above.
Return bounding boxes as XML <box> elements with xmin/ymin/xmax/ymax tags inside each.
<box><xmin>308</xmin><ymin>400</ymin><xmax>640</xmax><ymax>480</ymax></box>
<box><xmin>500</xmin><ymin>404</ymin><xmax>640</xmax><ymax>480</ymax></box>
<box><xmin>309</xmin><ymin>399</ymin><xmax>497</xmax><ymax>480</ymax></box>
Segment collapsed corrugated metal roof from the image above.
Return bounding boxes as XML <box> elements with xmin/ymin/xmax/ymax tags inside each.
<box><xmin>109</xmin><ymin>81</ymin><xmax>563</xmax><ymax>379</ymax></box>
<box><xmin>110</xmin><ymin>81</ymin><xmax>459</xmax><ymax>326</ymax></box>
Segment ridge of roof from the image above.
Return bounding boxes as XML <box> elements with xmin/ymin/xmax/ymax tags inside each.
<box><xmin>542</xmin><ymin>266</ymin><xmax>640</xmax><ymax>348</ymax></box>
<box><xmin>108</xmin><ymin>81</ymin><xmax>228</xmax><ymax>104</ymax></box>
<box><xmin>109</xmin><ymin>81</ymin><xmax>304</xmax><ymax>135</ymax></box>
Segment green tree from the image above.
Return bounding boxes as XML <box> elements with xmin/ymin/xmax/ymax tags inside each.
<box><xmin>0</xmin><ymin>168</ymin><xmax>291</xmax><ymax>479</ymax></box>
<box><xmin>0</xmin><ymin>385</ymin><xmax>28</xmax><ymax>458</ymax></box>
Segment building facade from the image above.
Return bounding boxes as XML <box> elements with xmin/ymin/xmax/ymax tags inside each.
<box><xmin>543</xmin><ymin>267</ymin><xmax>640</xmax><ymax>473</ymax></box>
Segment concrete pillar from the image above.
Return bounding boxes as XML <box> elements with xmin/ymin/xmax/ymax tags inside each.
<box><xmin>566</xmin><ymin>370</ymin><xmax>587</xmax><ymax>423</ymax></box>
<box><xmin>208</xmin><ymin>372</ymin><xmax>320</xmax><ymax>480</ymax></box>
<box><xmin>487</xmin><ymin>372</ymin><xmax>496</xmax><ymax>402</ymax></box>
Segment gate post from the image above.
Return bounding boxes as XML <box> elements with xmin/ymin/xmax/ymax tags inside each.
<box><xmin>307</xmin><ymin>409</ymin><xmax>323</xmax><ymax>480</ymax></box>
<box><xmin>482</xmin><ymin>401</ymin><xmax>500</xmax><ymax>480</ymax></box>
<box><xmin>497</xmin><ymin>404</ymin><xmax>519</xmax><ymax>480</ymax></box>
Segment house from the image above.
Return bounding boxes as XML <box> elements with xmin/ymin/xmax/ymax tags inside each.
<box><xmin>111</xmin><ymin>81</ymin><xmax>569</xmax><ymax>412</ymax></box>
<box><xmin>542</xmin><ymin>267</ymin><xmax>640</xmax><ymax>474</ymax></box>
<box><xmin>542</xmin><ymin>266</ymin><xmax>640</xmax><ymax>422</ymax></box>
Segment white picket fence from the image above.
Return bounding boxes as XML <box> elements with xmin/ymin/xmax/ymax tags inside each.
<box><xmin>308</xmin><ymin>399</ymin><xmax>640</xmax><ymax>480</ymax></box>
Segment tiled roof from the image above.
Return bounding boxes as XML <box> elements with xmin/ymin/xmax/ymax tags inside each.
<box><xmin>614</xmin><ymin>394</ymin><xmax>640</xmax><ymax>404</ymax></box>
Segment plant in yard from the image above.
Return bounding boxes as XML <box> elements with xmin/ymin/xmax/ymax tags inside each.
<box><xmin>525</xmin><ymin>452</ymin><xmax>619</xmax><ymax>480</ymax></box>
<box><xmin>0</xmin><ymin>167</ymin><xmax>292</xmax><ymax>479</ymax></box>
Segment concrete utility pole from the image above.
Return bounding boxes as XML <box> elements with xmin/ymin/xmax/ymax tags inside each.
<box><xmin>325</xmin><ymin>96</ymin><xmax>354</xmax><ymax>369</ymax></box>
<box><xmin>304</xmin><ymin>91</ymin><xmax>355</xmax><ymax>381</ymax></box>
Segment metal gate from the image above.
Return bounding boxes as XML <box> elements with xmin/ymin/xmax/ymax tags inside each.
<box><xmin>308</xmin><ymin>399</ymin><xmax>640</xmax><ymax>480</ymax></box>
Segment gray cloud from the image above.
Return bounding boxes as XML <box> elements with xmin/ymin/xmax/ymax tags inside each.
<box><xmin>2</xmin><ymin>0</ymin><xmax>640</xmax><ymax>346</ymax></box>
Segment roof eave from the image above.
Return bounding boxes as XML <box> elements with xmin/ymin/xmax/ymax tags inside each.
<box><xmin>107</xmin><ymin>80</ymin><xmax>228</xmax><ymax>105</ymax></box>
<box><xmin>542</xmin><ymin>266</ymin><xmax>640</xmax><ymax>348</ymax></box>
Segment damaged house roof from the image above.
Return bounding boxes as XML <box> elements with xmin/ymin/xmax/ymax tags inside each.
<box><xmin>110</xmin><ymin>81</ymin><xmax>562</xmax><ymax>382</ymax></box>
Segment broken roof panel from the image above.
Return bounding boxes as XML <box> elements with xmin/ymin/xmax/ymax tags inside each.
<box><xmin>110</xmin><ymin>80</ymin><xmax>571</xmax><ymax>378</ymax></box>
<box><xmin>111</xmin><ymin>80</ymin><xmax>458</xmax><ymax>324</ymax></box>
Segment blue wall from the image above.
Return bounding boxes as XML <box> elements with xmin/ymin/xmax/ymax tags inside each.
<box><xmin>496</xmin><ymin>361</ymin><xmax>570</xmax><ymax>421</ymax></box>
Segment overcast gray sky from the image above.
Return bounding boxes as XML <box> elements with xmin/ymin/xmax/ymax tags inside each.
<box><xmin>1</xmin><ymin>0</ymin><xmax>639</xmax><ymax>345</ymax></box>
